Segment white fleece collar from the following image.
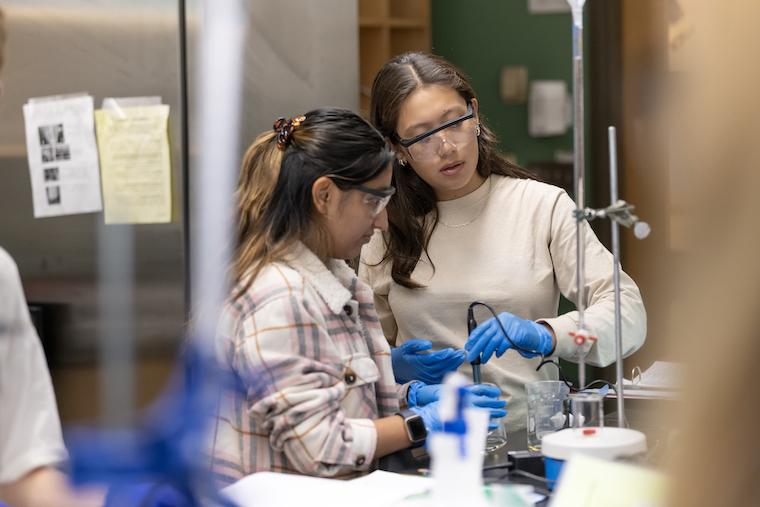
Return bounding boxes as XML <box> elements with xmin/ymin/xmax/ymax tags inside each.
<box><xmin>283</xmin><ymin>242</ymin><xmax>356</xmax><ymax>315</ymax></box>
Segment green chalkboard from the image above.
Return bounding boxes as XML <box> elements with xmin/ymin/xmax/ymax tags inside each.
<box><xmin>432</xmin><ymin>0</ymin><xmax>576</xmax><ymax>166</ymax></box>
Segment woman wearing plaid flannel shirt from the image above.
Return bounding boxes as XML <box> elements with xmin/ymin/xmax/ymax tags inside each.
<box><xmin>210</xmin><ymin>108</ymin><xmax>506</xmax><ymax>484</ymax></box>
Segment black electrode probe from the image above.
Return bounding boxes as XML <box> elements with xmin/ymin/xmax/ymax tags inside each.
<box><xmin>468</xmin><ymin>306</ymin><xmax>481</xmax><ymax>384</ymax></box>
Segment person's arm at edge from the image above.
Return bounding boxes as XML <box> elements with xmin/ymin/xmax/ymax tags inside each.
<box><xmin>0</xmin><ymin>466</ymin><xmax>105</xmax><ymax>507</ymax></box>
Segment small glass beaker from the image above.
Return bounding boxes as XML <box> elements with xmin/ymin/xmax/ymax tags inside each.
<box><xmin>479</xmin><ymin>382</ymin><xmax>508</xmax><ymax>453</ymax></box>
<box><xmin>484</xmin><ymin>419</ymin><xmax>508</xmax><ymax>453</ymax></box>
<box><xmin>569</xmin><ymin>392</ymin><xmax>604</xmax><ymax>428</ymax></box>
<box><xmin>526</xmin><ymin>380</ymin><xmax>570</xmax><ymax>453</ymax></box>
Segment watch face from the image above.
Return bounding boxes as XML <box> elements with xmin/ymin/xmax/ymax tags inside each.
<box><xmin>407</xmin><ymin>414</ymin><xmax>427</xmax><ymax>442</ymax></box>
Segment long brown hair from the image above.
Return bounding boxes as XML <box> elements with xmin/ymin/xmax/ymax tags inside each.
<box><xmin>369</xmin><ymin>52</ymin><xmax>535</xmax><ymax>289</ymax></box>
<box><xmin>232</xmin><ymin>108</ymin><xmax>393</xmax><ymax>299</ymax></box>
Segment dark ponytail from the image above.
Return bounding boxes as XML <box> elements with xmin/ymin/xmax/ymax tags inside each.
<box><xmin>233</xmin><ymin>108</ymin><xmax>394</xmax><ymax>298</ymax></box>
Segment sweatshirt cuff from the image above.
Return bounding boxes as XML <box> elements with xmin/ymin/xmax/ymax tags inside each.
<box><xmin>538</xmin><ymin>314</ymin><xmax>593</xmax><ymax>360</ymax></box>
<box><xmin>0</xmin><ymin>446</ymin><xmax>68</xmax><ymax>484</ymax></box>
<box><xmin>397</xmin><ymin>382</ymin><xmax>416</xmax><ymax>409</ymax></box>
<box><xmin>347</xmin><ymin>418</ymin><xmax>378</xmax><ymax>471</ymax></box>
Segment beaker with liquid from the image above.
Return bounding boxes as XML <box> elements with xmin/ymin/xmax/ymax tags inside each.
<box><xmin>481</xmin><ymin>383</ymin><xmax>508</xmax><ymax>453</ymax></box>
<box><xmin>484</xmin><ymin>420</ymin><xmax>507</xmax><ymax>453</ymax></box>
<box><xmin>526</xmin><ymin>380</ymin><xmax>570</xmax><ymax>453</ymax></box>
<box><xmin>569</xmin><ymin>392</ymin><xmax>604</xmax><ymax>428</ymax></box>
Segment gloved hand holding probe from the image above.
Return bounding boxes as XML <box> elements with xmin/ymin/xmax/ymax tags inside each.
<box><xmin>465</xmin><ymin>311</ymin><xmax>555</xmax><ymax>363</ymax></box>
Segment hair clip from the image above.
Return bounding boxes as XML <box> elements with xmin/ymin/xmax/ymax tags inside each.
<box><xmin>274</xmin><ymin>114</ymin><xmax>306</xmax><ymax>151</ymax></box>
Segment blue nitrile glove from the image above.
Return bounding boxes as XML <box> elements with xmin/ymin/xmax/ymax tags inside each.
<box><xmin>105</xmin><ymin>482</ymin><xmax>192</xmax><ymax>507</ymax></box>
<box><xmin>407</xmin><ymin>381</ymin><xmax>440</xmax><ymax>407</ymax></box>
<box><xmin>467</xmin><ymin>384</ymin><xmax>508</xmax><ymax>430</ymax></box>
<box><xmin>465</xmin><ymin>311</ymin><xmax>554</xmax><ymax>363</ymax></box>
<box><xmin>408</xmin><ymin>382</ymin><xmax>508</xmax><ymax>414</ymax></box>
<box><xmin>391</xmin><ymin>339</ymin><xmax>465</xmax><ymax>384</ymax></box>
<box><xmin>408</xmin><ymin>387</ymin><xmax>507</xmax><ymax>433</ymax></box>
<box><xmin>409</xmin><ymin>400</ymin><xmax>443</xmax><ymax>433</ymax></box>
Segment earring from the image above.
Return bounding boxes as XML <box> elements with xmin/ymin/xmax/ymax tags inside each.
<box><xmin>476</xmin><ymin>123</ymin><xmax>481</xmax><ymax>137</ymax></box>
<box><xmin>398</xmin><ymin>158</ymin><xmax>407</xmax><ymax>167</ymax></box>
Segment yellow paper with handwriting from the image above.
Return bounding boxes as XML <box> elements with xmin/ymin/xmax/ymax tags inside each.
<box><xmin>551</xmin><ymin>454</ymin><xmax>667</xmax><ymax>507</ymax></box>
<box><xmin>95</xmin><ymin>105</ymin><xmax>172</xmax><ymax>224</ymax></box>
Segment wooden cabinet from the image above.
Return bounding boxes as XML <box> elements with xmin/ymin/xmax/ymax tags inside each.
<box><xmin>358</xmin><ymin>0</ymin><xmax>431</xmax><ymax>116</ymax></box>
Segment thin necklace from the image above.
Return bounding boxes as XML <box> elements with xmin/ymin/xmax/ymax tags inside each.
<box><xmin>438</xmin><ymin>178</ymin><xmax>492</xmax><ymax>228</ymax></box>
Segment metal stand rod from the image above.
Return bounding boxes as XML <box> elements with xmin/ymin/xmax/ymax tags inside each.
<box><xmin>568</xmin><ymin>0</ymin><xmax>589</xmax><ymax>390</ymax></box>
<box><xmin>192</xmin><ymin>0</ymin><xmax>245</xmax><ymax>350</ymax></box>
<box><xmin>608</xmin><ymin>127</ymin><xmax>626</xmax><ymax>428</ymax></box>
<box><xmin>572</xmin><ymin>3</ymin><xmax>586</xmax><ymax>331</ymax></box>
<box><xmin>577</xmin><ymin>127</ymin><xmax>649</xmax><ymax>427</ymax></box>
<box><xmin>97</xmin><ymin>223</ymin><xmax>135</xmax><ymax>427</ymax></box>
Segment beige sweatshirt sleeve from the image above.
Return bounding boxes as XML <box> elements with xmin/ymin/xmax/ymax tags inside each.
<box><xmin>540</xmin><ymin>191</ymin><xmax>647</xmax><ymax>367</ymax></box>
<box><xmin>358</xmin><ymin>233</ymin><xmax>399</xmax><ymax>346</ymax></box>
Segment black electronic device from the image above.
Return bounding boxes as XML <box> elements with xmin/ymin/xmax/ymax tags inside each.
<box><xmin>508</xmin><ymin>450</ymin><xmax>546</xmax><ymax>478</ymax></box>
<box><xmin>467</xmin><ymin>305</ymin><xmax>481</xmax><ymax>383</ymax></box>
<box><xmin>397</xmin><ymin>409</ymin><xmax>427</xmax><ymax>448</ymax></box>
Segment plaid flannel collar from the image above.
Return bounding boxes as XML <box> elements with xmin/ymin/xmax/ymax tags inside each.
<box><xmin>283</xmin><ymin>242</ymin><xmax>356</xmax><ymax>315</ymax></box>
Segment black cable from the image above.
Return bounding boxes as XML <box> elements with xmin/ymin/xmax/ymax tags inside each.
<box><xmin>482</xmin><ymin>463</ymin><xmax>511</xmax><ymax>472</ymax></box>
<box><xmin>509</xmin><ymin>468</ymin><xmax>555</xmax><ymax>485</ymax></box>
<box><xmin>508</xmin><ymin>469</ymin><xmax>556</xmax><ymax>497</ymax></box>
<box><xmin>536</xmin><ymin>357</ymin><xmax>619</xmax><ymax>398</ymax></box>
<box><xmin>469</xmin><ymin>301</ymin><xmax>618</xmax><ymax>403</ymax></box>
<box><xmin>467</xmin><ymin>301</ymin><xmax>545</xmax><ymax>358</ymax></box>
<box><xmin>536</xmin><ymin>359</ymin><xmax>574</xmax><ymax>391</ymax></box>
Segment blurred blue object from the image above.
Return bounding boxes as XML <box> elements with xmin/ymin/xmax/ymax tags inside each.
<box><xmin>66</xmin><ymin>345</ymin><xmax>241</xmax><ymax>507</ymax></box>
<box><xmin>64</xmin><ymin>1</ymin><xmax>250</xmax><ymax>504</ymax></box>
<box><xmin>104</xmin><ymin>482</ymin><xmax>192</xmax><ymax>507</ymax></box>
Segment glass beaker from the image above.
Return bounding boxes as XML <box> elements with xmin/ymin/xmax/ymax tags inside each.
<box><xmin>569</xmin><ymin>392</ymin><xmax>604</xmax><ymax>428</ymax></box>
<box><xmin>484</xmin><ymin>419</ymin><xmax>508</xmax><ymax>453</ymax></box>
<box><xmin>526</xmin><ymin>380</ymin><xmax>570</xmax><ymax>453</ymax></box>
<box><xmin>478</xmin><ymin>383</ymin><xmax>507</xmax><ymax>453</ymax></box>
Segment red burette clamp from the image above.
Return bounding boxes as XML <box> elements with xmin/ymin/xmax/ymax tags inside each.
<box><xmin>568</xmin><ymin>330</ymin><xmax>598</xmax><ymax>347</ymax></box>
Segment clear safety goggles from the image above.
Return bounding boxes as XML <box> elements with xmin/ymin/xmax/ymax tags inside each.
<box><xmin>395</xmin><ymin>103</ymin><xmax>477</xmax><ymax>161</ymax></box>
<box><xmin>351</xmin><ymin>184</ymin><xmax>396</xmax><ymax>217</ymax></box>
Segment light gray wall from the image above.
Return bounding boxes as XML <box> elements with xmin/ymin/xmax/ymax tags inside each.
<box><xmin>238</xmin><ymin>0</ymin><xmax>359</xmax><ymax>135</ymax></box>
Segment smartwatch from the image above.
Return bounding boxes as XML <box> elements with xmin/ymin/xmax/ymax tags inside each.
<box><xmin>397</xmin><ymin>409</ymin><xmax>427</xmax><ymax>447</ymax></box>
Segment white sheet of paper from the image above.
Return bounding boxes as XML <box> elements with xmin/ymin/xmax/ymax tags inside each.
<box><xmin>528</xmin><ymin>0</ymin><xmax>571</xmax><ymax>14</ymax></box>
<box><xmin>222</xmin><ymin>472</ymin><xmax>349</xmax><ymax>507</ymax></box>
<box><xmin>551</xmin><ymin>454</ymin><xmax>667</xmax><ymax>507</ymax></box>
<box><xmin>623</xmin><ymin>361</ymin><xmax>682</xmax><ymax>389</ymax></box>
<box><xmin>222</xmin><ymin>470</ymin><xmax>542</xmax><ymax>507</ymax></box>
<box><xmin>22</xmin><ymin>94</ymin><xmax>103</xmax><ymax>218</ymax></box>
<box><xmin>222</xmin><ymin>471</ymin><xmax>432</xmax><ymax>507</ymax></box>
<box><xmin>529</xmin><ymin>80</ymin><xmax>571</xmax><ymax>137</ymax></box>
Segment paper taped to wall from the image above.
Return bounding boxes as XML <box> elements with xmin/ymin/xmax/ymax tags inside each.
<box><xmin>95</xmin><ymin>103</ymin><xmax>172</xmax><ymax>224</ymax></box>
<box><xmin>22</xmin><ymin>94</ymin><xmax>103</xmax><ymax>218</ymax></box>
<box><xmin>528</xmin><ymin>0</ymin><xmax>571</xmax><ymax>14</ymax></box>
<box><xmin>529</xmin><ymin>80</ymin><xmax>571</xmax><ymax>137</ymax></box>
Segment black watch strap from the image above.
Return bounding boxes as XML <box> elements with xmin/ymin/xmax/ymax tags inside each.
<box><xmin>397</xmin><ymin>409</ymin><xmax>427</xmax><ymax>448</ymax></box>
